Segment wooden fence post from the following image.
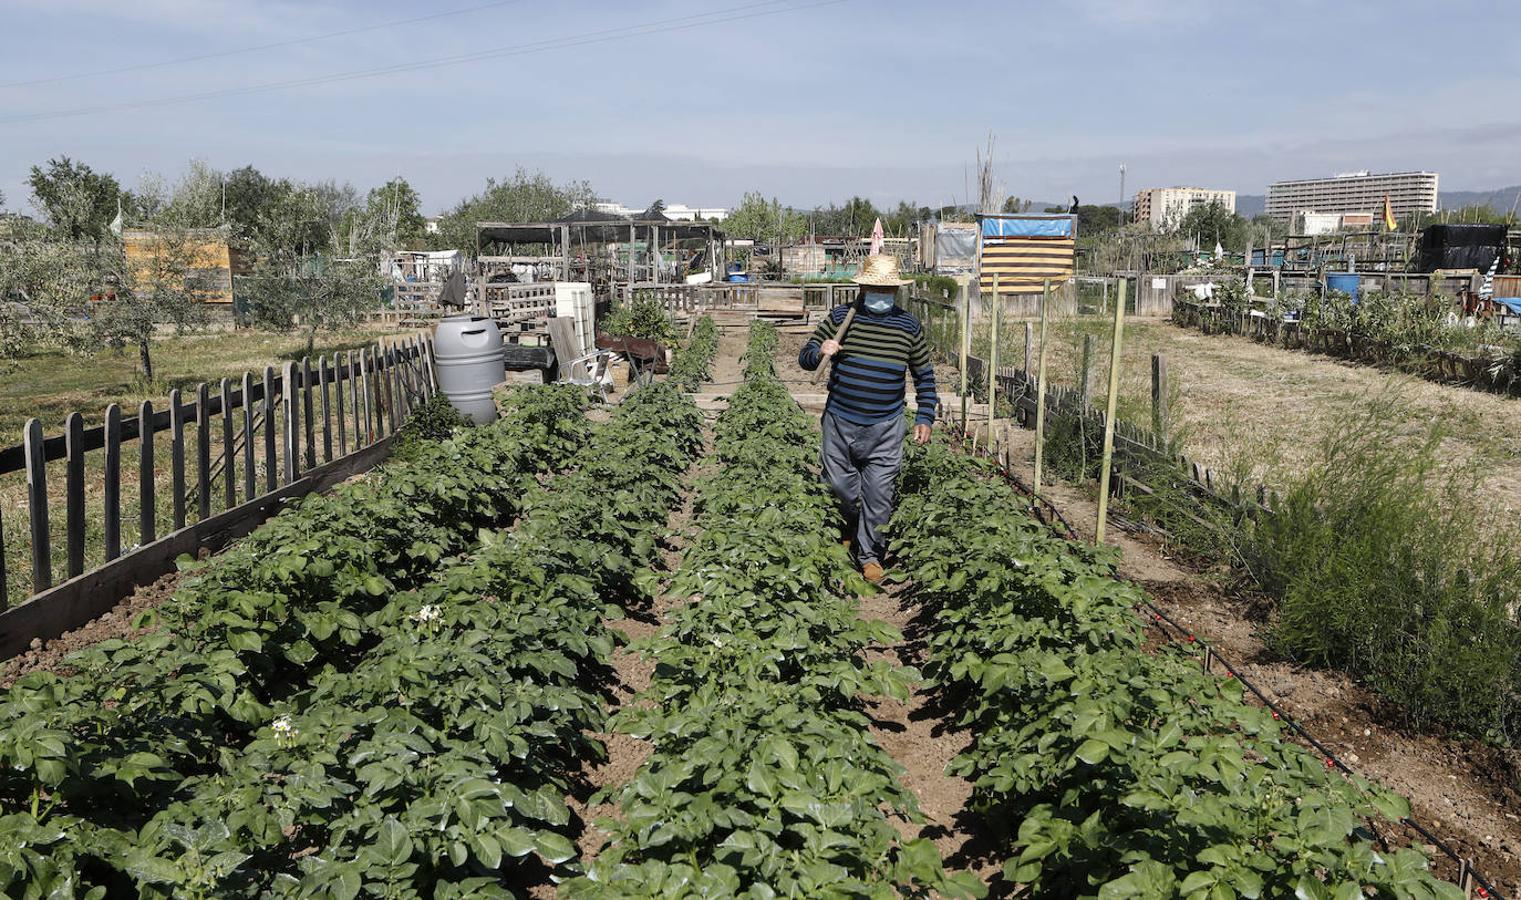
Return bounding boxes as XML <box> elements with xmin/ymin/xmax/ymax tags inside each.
<box><xmin>282</xmin><ymin>361</ymin><xmax>299</xmax><ymax>484</ymax></box>
<box><xmin>263</xmin><ymin>367</ymin><xmax>277</xmax><ymax>493</ymax></box>
<box><xmin>242</xmin><ymin>372</ymin><xmax>256</xmax><ymax>503</ymax></box>
<box><xmin>988</xmin><ymin>274</ymin><xmax>1000</xmax><ymax>440</ymax></box>
<box><xmin>1096</xmin><ymin>279</ymin><xmax>1128</xmax><ymax>545</ymax></box>
<box><xmin>65</xmin><ymin>412</ymin><xmax>86</xmax><ymax>578</ymax></box>
<box><xmin>104</xmin><ymin>404</ymin><xmax>122</xmax><ymax>562</ymax></box>
<box><xmin>196</xmin><ymin>382</ymin><xmax>212</xmax><ymax>522</ymax></box>
<box><xmin>380</xmin><ymin>345</ymin><xmax>397</xmax><ymax>435</ymax></box>
<box><xmin>319</xmin><ymin>355</ymin><xmax>333</xmax><ymax>463</ymax></box>
<box><xmin>1024</xmin><ymin>321</ymin><xmax>1033</xmax><ymax>378</ymax></box>
<box><xmin>335</xmin><ymin>353</ymin><xmax>348</xmax><ymax>458</ymax></box>
<box><xmin>1151</xmin><ymin>353</ymin><xmax>1169</xmax><ymax>444</ymax></box>
<box><xmin>302</xmin><ymin>357</ymin><xmax>317</xmax><ymax>470</ymax></box>
<box><xmin>170</xmin><ymin>389</ymin><xmax>187</xmax><ymax>531</ymax></box>
<box><xmin>221</xmin><ymin>379</ymin><xmax>235</xmax><ymax>511</ymax></box>
<box><xmin>1033</xmin><ymin>280</ymin><xmax>1051</xmax><ymax>500</ymax></box>
<box><xmin>139</xmin><ymin>401</ymin><xmax>156</xmax><ymax>545</ymax></box>
<box><xmin>360</xmin><ymin>349</ymin><xmax>374</xmax><ymax>443</ymax></box>
<box><xmin>24</xmin><ymin>418</ymin><xmax>50</xmax><ymax>592</ymax></box>
<box><xmin>959</xmin><ymin>287</ymin><xmax>971</xmax><ymax>432</ymax></box>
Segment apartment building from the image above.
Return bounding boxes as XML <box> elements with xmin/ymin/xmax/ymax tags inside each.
<box><xmin>1265</xmin><ymin>171</ymin><xmax>1437</xmax><ymax>223</ymax></box>
<box><xmin>1133</xmin><ymin>187</ymin><xmax>1237</xmax><ymax>231</ymax></box>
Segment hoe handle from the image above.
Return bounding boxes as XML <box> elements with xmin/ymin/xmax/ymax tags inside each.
<box><xmin>812</xmin><ymin>306</ymin><xmax>857</xmax><ymax>385</ymax></box>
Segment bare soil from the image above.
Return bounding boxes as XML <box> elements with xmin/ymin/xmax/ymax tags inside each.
<box><xmin>562</xmin><ymin>448</ymin><xmax>715</xmax><ymax>874</ymax></box>
<box><xmin>859</xmin><ymin>585</ymin><xmax>1001</xmax><ymax>893</ymax></box>
<box><xmin>0</xmin><ymin>566</ymin><xmax>183</xmax><ymax>688</ymax></box>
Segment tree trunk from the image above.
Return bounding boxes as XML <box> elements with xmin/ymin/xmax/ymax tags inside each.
<box><xmin>138</xmin><ymin>339</ymin><xmax>154</xmax><ymax>382</ymax></box>
<box><xmin>305</xmin><ymin>323</ymin><xmax>318</xmax><ymax>358</ymax></box>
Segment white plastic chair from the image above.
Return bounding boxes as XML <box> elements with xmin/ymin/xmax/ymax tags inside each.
<box><xmin>559</xmin><ymin>349</ymin><xmax>613</xmax><ymax>400</ymax></box>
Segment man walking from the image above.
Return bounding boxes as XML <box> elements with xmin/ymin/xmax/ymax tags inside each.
<box><xmin>798</xmin><ymin>255</ymin><xmax>937</xmax><ymax>583</ymax></box>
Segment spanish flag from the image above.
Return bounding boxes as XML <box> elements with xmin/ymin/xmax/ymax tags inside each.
<box><xmin>1383</xmin><ymin>194</ymin><xmax>1398</xmax><ymax>232</ymax></box>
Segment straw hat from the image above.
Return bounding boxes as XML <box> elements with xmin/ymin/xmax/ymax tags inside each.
<box><xmin>852</xmin><ymin>254</ymin><xmax>910</xmax><ymax>287</ymax></box>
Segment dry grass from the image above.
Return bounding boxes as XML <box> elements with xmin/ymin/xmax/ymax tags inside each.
<box><xmin>986</xmin><ymin>315</ymin><xmax>1521</xmax><ymax>520</ymax></box>
<box><xmin>1</xmin><ymin>324</ymin><xmax>422</xmax><ymax>608</ymax></box>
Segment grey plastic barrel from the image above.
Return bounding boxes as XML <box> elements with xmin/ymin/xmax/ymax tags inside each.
<box><xmin>433</xmin><ymin>315</ymin><xmax>505</xmax><ymax>424</ymax></box>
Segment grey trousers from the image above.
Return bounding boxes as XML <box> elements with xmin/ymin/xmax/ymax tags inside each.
<box><xmin>821</xmin><ymin>413</ymin><xmax>904</xmax><ymax>565</ymax></box>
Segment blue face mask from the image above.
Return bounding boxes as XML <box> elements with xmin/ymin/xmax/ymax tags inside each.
<box><xmin>863</xmin><ymin>290</ymin><xmax>895</xmax><ymax>313</ymax></box>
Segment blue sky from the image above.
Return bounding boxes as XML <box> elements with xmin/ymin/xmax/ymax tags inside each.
<box><xmin>1</xmin><ymin>0</ymin><xmax>1518</xmax><ymax>215</ymax></box>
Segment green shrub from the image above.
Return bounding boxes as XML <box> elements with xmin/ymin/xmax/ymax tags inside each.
<box><xmin>397</xmin><ymin>393</ymin><xmax>473</xmax><ymax>445</ymax></box>
<box><xmin>1241</xmin><ymin>395</ymin><xmax>1521</xmax><ymax>739</ymax></box>
<box><xmin>601</xmin><ymin>292</ymin><xmax>677</xmax><ymax>345</ymax></box>
<box><xmin>912</xmin><ymin>273</ymin><xmax>960</xmax><ymax>302</ymax></box>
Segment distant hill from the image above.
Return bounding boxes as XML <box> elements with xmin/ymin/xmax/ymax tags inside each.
<box><xmin>1439</xmin><ymin>186</ymin><xmax>1521</xmax><ymax>212</ymax></box>
<box><xmin>1233</xmin><ymin>187</ymin><xmax>1519</xmax><ymax>219</ymax></box>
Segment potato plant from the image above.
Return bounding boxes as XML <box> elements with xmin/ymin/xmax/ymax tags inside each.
<box><xmin>110</xmin><ymin>383</ymin><xmax>705</xmax><ymax>897</ymax></box>
<box><xmin>668</xmin><ymin>314</ymin><xmax>718</xmax><ymax>392</ymax></box>
<box><xmin>567</xmin><ymin>323</ymin><xmax>984</xmax><ymax>899</ymax></box>
<box><xmin>0</xmin><ymin>385</ymin><xmax>616</xmax><ymax>896</ymax></box>
<box><xmin>890</xmin><ymin>439</ymin><xmax>1464</xmax><ymax>899</ymax></box>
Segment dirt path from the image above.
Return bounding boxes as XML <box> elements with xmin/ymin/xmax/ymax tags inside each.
<box><xmin>974</xmin><ymin>417</ymin><xmax>1521</xmax><ymax>893</ymax></box>
<box><xmin>564</xmin><ymin>448</ymin><xmax>715</xmax><ymax>870</ymax></box>
<box><xmin>858</xmin><ymin>584</ymin><xmax>1001</xmax><ymax>892</ymax></box>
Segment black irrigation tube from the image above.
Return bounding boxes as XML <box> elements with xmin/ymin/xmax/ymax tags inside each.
<box><xmin>944</xmin><ymin>418</ymin><xmax>1506</xmax><ymax>900</ymax></box>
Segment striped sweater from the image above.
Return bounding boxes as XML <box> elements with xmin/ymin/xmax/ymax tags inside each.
<box><xmin>798</xmin><ymin>302</ymin><xmax>938</xmax><ymax>426</ymax></box>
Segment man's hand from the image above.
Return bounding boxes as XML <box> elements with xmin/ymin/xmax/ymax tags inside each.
<box><xmin>820</xmin><ymin>339</ymin><xmax>841</xmax><ymax>358</ymax></box>
<box><xmin>913</xmin><ymin>423</ymin><xmax>932</xmax><ymax>445</ymax></box>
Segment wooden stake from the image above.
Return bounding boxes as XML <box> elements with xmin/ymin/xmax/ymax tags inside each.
<box><xmin>1096</xmin><ymin>278</ymin><xmax>1128</xmax><ymax>545</ymax></box>
<box><xmin>959</xmin><ymin>284</ymin><xmax>970</xmax><ymax>432</ymax></box>
<box><xmin>1033</xmin><ymin>279</ymin><xmax>1051</xmax><ymax>502</ymax></box>
<box><xmin>988</xmin><ymin>274</ymin><xmax>1000</xmax><ymax>445</ymax></box>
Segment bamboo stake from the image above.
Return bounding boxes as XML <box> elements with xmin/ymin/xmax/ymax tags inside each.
<box><xmin>1096</xmin><ymin>278</ymin><xmax>1128</xmax><ymax>545</ymax></box>
<box><xmin>987</xmin><ymin>274</ymin><xmax>999</xmax><ymax>448</ymax></box>
<box><xmin>1033</xmin><ymin>279</ymin><xmax>1051</xmax><ymax>503</ymax></box>
<box><xmin>959</xmin><ymin>285</ymin><xmax>970</xmax><ymax>431</ymax></box>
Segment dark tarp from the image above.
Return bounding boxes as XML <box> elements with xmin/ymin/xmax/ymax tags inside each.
<box><xmin>1414</xmin><ymin>224</ymin><xmax>1507</xmax><ymax>273</ymax></box>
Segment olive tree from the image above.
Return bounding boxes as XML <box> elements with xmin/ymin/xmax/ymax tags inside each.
<box><xmin>244</xmin><ymin>189</ymin><xmax>383</xmax><ymax>356</ymax></box>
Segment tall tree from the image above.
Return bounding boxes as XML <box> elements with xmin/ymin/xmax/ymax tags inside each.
<box><xmin>434</xmin><ymin>168</ymin><xmax>597</xmax><ymax>254</ymax></box>
<box><xmin>1177</xmin><ymin>200</ymin><xmax>1248</xmax><ymax>251</ymax></box>
<box><xmin>245</xmin><ymin>189</ymin><xmax>382</xmax><ymax>354</ymax></box>
<box><xmin>723</xmin><ymin>192</ymin><xmax>807</xmax><ymax>242</ymax></box>
<box><xmin>342</xmin><ymin>177</ymin><xmax>425</xmax><ymax>256</ymax></box>
<box><xmin>93</xmin><ymin>228</ymin><xmax>214</xmax><ymax>380</ymax></box>
<box><xmin>27</xmin><ymin>156</ymin><xmax>122</xmax><ymax>243</ymax></box>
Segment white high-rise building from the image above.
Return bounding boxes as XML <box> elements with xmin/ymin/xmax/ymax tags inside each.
<box><xmin>1132</xmin><ymin>187</ymin><xmax>1237</xmax><ymax>231</ymax></box>
<box><xmin>1265</xmin><ymin>171</ymin><xmax>1438</xmax><ymax>224</ymax></box>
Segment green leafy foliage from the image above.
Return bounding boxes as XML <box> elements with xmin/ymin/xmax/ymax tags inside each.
<box><xmin>0</xmin><ymin>384</ymin><xmax>598</xmax><ymax>896</ymax></box>
<box><xmin>667</xmin><ymin>315</ymin><xmax>717</xmax><ymax>391</ymax></box>
<box><xmin>113</xmin><ymin>382</ymin><xmax>703</xmax><ymax>897</ymax></box>
<box><xmin>600</xmin><ymin>292</ymin><xmax>677</xmax><ymax>345</ymax></box>
<box><xmin>566</xmin><ymin>323</ymin><xmax>983</xmax><ymax>899</ymax></box>
<box><xmin>889</xmin><ymin>437</ymin><xmax>1463</xmax><ymax>898</ymax></box>
<box><xmin>394</xmin><ymin>392</ymin><xmax>474</xmax><ymax>454</ymax></box>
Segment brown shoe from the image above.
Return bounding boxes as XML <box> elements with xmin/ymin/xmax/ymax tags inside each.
<box><xmin>862</xmin><ymin>561</ymin><xmax>885</xmax><ymax>584</ymax></box>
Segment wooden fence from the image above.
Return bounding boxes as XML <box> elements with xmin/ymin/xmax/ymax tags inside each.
<box><xmin>0</xmin><ymin>335</ymin><xmax>437</xmax><ymax>653</ymax></box>
<box><xmin>904</xmin><ymin>287</ymin><xmax>1277</xmax><ymax>523</ymax></box>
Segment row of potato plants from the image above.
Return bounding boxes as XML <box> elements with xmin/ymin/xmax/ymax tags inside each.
<box><xmin>566</xmin><ymin>323</ymin><xmax>985</xmax><ymax>898</ymax></box>
<box><xmin>0</xmin><ymin>386</ymin><xmax>597</xmax><ymax>897</ymax></box>
<box><xmin>113</xmin><ymin>382</ymin><xmax>706</xmax><ymax>897</ymax></box>
<box><xmin>889</xmin><ymin>438</ymin><xmax>1465</xmax><ymax>899</ymax></box>
<box><xmin>668</xmin><ymin>314</ymin><xmax>718</xmax><ymax>391</ymax></box>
